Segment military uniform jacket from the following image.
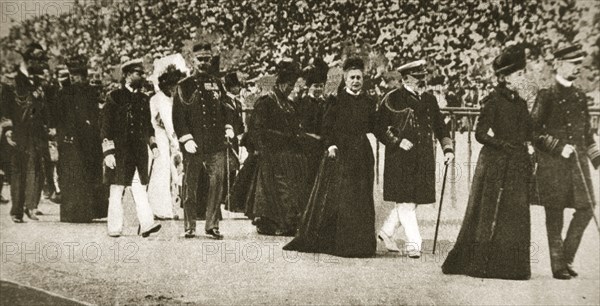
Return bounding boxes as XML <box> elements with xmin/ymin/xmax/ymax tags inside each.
<box><xmin>172</xmin><ymin>72</ymin><xmax>235</xmax><ymax>156</ymax></box>
<box><xmin>100</xmin><ymin>86</ymin><xmax>154</xmax><ymax>186</ymax></box>
<box><xmin>532</xmin><ymin>82</ymin><xmax>597</xmax><ymax>209</ymax></box>
<box><xmin>375</xmin><ymin>86</ymin><xmax>453</xmax><ymax>204</ymax></box>
<box><xmin>3</xmin><ymin>71</ymin><xmax>49</xmax><ymax>155</ymax></box>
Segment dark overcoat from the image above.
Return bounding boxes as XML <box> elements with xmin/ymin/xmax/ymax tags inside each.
<box><xmin>531</xmin><ymin>83</ymin><xmax>597</xmax><ymax>210</ymax></box>
<box><xmin>375</xmin><ymin>86</ymin><xmax>452</xmax><ymax>204</ymax></box>
<box><xmin>56</xmin><ymin>83</ymin><xmax>107</xmax><ymax>221</ymax></box>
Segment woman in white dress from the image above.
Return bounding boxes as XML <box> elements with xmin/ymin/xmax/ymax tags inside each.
<box><xmin>148</xmin><ymin>65</ymin><xmax>186</xmax><ymax>219</ymax></box>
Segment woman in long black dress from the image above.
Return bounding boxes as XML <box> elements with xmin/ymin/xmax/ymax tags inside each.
<box><xmin>246</xmin><ymin>61</ymin><xmax>312</xmax><ymax>236</ymax></box>
<box><xmin>442</xmin><ymin>45</ymin><xmax>534</xmax><ymax>280</ymax></box>
<box><xmin>284</xmin><ymin>57</ymin><xmax>377</xmax><ymax>258</ymax></box>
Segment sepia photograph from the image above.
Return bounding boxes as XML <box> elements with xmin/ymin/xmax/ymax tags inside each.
<box><xmin>0</xmin><ymin>0</ymin><xmax>598</xmax><ymax>304</ymax></box>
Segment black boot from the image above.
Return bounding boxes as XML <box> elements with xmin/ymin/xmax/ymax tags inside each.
<box><xmin>565</xmin><ymin>263</ymin><xmax>578</xmax><ymax>277</ymax></box>
<box><xmin>553</xmin><ymin>269</ymin><xmax>572</xmax><ymax>280</ymax></box>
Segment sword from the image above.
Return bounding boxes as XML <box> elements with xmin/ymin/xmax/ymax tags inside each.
<box><xmin>572</xmin><ymin>149</ymin><xmax>600</xmax><ymax>233</ymax></box>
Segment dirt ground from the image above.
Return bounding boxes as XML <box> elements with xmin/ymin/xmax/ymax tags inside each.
<box><xmin>1</xmin><ymin>134</ymin><xmax>599</xmax><ymax>305</ymax></box>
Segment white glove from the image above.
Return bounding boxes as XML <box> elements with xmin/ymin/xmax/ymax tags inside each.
<box><xmin>225</xmin><ymin>127</ymin><xmax>235</xmax><ymax>140</ymax></box>
<box><xmin>527</xmin><ymin>144</ymin><xmax>535</xmax><ymax>155</ymax></box>
<box><xmin>48</xmin><ymin>128</ymin><xmax>56</xmax><ymax>137</ymax></box>
<box><xmin>327</xmin><ymin>145</ymin><xmax>338</xmax><ymax>159</ymax></box>
<box><xmin>444</xmin><ymin>152</ymin><xmax>455</xmax><ymax>165</ymax></box>
<box><xmin>151</xmin><ymin>147</ymin><xmax>160</xmax><ymax>159</ymax></box>
<box><xmin>399</xmin><ymin>139</ymin><xmax>414</xmax><ymax>151</ymax></box>
<box><xmin>184</xmin><ymin>140</ymin><xmax>198</xmax><ymax>154</ymax></box>
<box><xmin>104</xmin><ymin>154</ymin><xmax>116</xmax><ymax>169</ymax></box>
<box><xmin>561</xmin><ymin>145</ymin><xmax>575</xmax><ymax>159</ymax></box>
<box><xmin>5</xmin><ymin>130</ymin><xmax>16</xmax><ymax>146</ymax></box>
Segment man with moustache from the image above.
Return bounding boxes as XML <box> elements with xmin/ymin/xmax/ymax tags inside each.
<box><xmin>376</xmin><ymin>59</ymin><xmax>454</xmax><ymax>258</ymax></box>
<box><xmin>532</xmin><ymin>44</ymin><xmax>599</xmax><ymax>279</ymax></box>
<box><xmin>172</xmin><ymin>42</ymin><xmax>237</xmax><ymax>239</ymax></box>
<box><xmin>4</xmin><ymin>43</ymin><xmax>52</xmax><ymax>223</ymax></box>
<box><xmin>101</xmin><ymin>59</ymin><xmax>162</xmax><ymax>238</ymax></box>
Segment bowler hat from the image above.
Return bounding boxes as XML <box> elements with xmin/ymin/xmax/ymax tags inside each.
<box><xmin>493</xmin><ymin>45</ymin><xmax>526</xmax><ymax>75</ymax></box>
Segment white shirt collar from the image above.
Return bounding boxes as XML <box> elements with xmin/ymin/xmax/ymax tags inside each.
<box><xmin>345</xmin><ymin>88</ymin><xmax>361</xmax><ymax>96</ymax></box>
<box><xmin>125</xmin><ymin>83</ymin><xmax>137</xmax><ymax>93</ymax></box>
<box><xmin>403</xmin><ymin>84</ymin><xmax>417</xmax><ymax>95</ymax></box>
<box><xmin>19</xmin><ymin>62</ymin><xmax>29</xmax><ymax>78</ymax></box>
<box><xmin>226</xmin><ymin>92</ymin><xmax>237</xmax><ymax>100</ymax></box>
<box><xmin>555</xmin><ymin>75</ymin><xmax>572</xmax><ymax>88</ymax></box>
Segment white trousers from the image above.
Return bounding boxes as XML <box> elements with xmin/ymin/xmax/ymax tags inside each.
<box><xmin>107</xmin><ymin>170</ymin><xmax>155</xmax><ymax>234</ymax></box>
<box><xmin>381</xmin><ymin>203</ymin><xmax>422</xmax><ymax>252</ymax></box>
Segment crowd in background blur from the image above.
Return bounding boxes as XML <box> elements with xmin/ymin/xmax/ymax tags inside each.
<box><xmin>0</xmin><ymin>0</ymin><xmax>599</xmax><ymax>110</ymax></box>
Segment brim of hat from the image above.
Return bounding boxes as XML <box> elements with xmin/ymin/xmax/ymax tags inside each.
<box><xmin>563</xmin><ymin>56</ymin><xmax>584</xmax><ymax>63</ymax></box>
<box><xmin>193</xmin><ymin>51</ymin><xmax>212</xmax><ymax>58</ymax></box>
<box><xmin>495</xmin><ymin>62</ymin><xmax>526</xmax><ymax>75</ymax></box>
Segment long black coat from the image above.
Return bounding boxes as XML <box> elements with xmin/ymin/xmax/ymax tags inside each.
<box><xmin>442</xmin><ymin>86</ymin><xmax>533</xmax><ymax>280</ymax></box>
<box><xmin>56</xmin><ymin>83</ymin><xmax>107</xmax><ymax>221</ymax></box>
<box><xmin>375</xmin><ymin>86</ymin><xmax>452</xmax><ymax>204</ymax></box>
<box><xmin>246</xmin><ymin>89</ymin><xmax>310</xmax><ymax>235</ymax></box>
<box><xmin>531</xmin><ymin>82</ymin><xmax>597</xmax><ymax>210</ymax></box>
<box><xmin>284</xmin><ymin>90</ymin><xmax>377</xmax><ymax>257</ymax></box>
<box><xmin>100</xmin><ymin>86</ymin><xmax>154</xmax><ymax>186</ymax></box>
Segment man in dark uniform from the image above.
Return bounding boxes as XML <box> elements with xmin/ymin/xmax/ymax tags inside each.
<box><xmin>4</xmin><ymin>43</ymin><xmax>51</xmax><ymax>222</ymax></box>
<box><xmin>532</xmin><ymin>44</ymin><xmax>599</xmax><ymax>279</ymax></box>
<box><xmin>54</xmin><ymin>55</ymin><xmax>108</xmax><ymax>222</ymax></box>
<box><xmin>172</xmin><ymin>42</ymin><xmax>237</xmax><ymax>239</ymax></box>
<box><xmin>376</xmin><ymin>59</ymin><xmax>454</xmax><ymax>258</ymax></box>
<box><xmin>101</xmin><ymin>59</ymin><xmax>162</xmax><ymax>238</ymax></box>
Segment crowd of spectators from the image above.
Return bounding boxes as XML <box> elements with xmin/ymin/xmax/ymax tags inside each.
<box><xmin>0</xmin><ymin>0</ymin><xmax>598</xmax><ymax>107</ymax></box>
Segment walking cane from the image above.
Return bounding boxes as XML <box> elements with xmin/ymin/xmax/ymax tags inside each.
<box><xmin>572</xmin><ymin>149</ymin><xmax>600</xmax><ymax>233</ymax></box>
<box><xmin>433</xmin><ymin>161</ymin><xmax>450</xmax><ymax>254</ymax></box>
<box><xmin>225</xmin><ymin>138</ymin><xmax>231</xmax><ymax>212</ymax></box>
